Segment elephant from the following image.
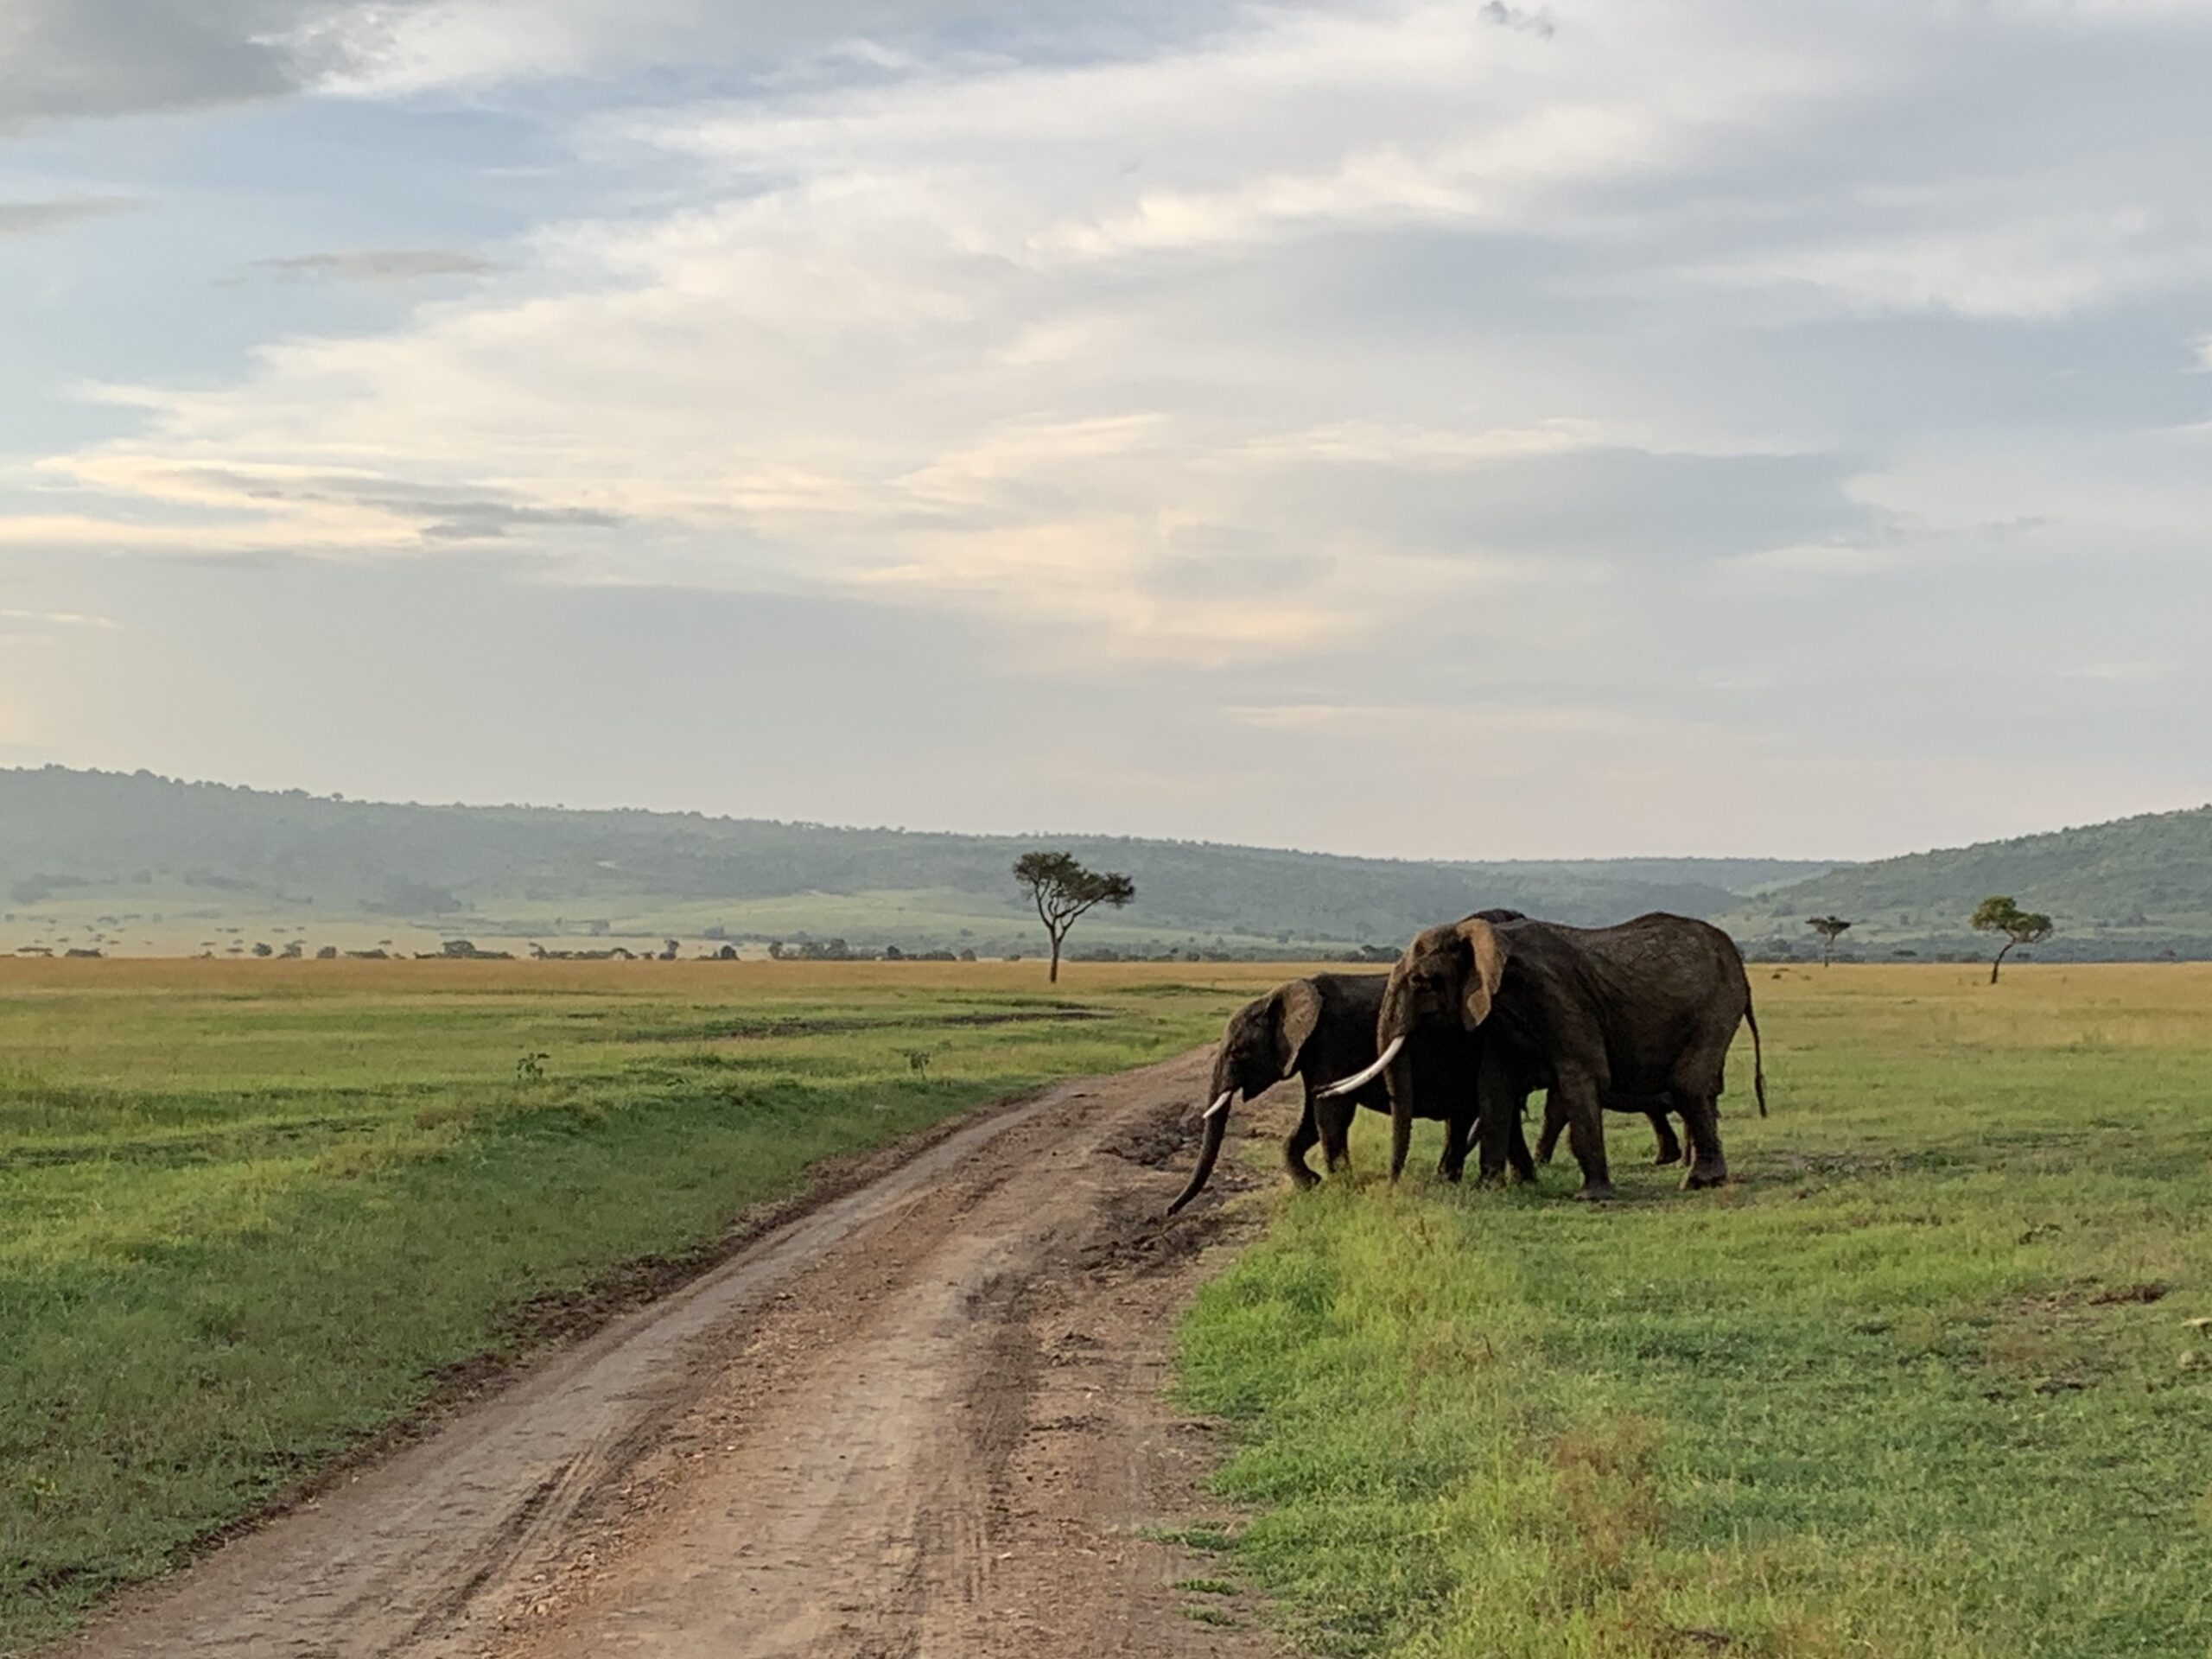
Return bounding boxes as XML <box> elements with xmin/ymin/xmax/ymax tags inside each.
<box><xmin>1321</xmin><ymin>911</ymin><xmax>1765</xmax><ymax>1199</ymax></box>
<box><xmin>1164</xmin><ymin>971</ymin><xmax>1531</xmax><ymax>1217</ymax></box>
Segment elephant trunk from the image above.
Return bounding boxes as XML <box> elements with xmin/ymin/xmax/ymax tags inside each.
<box><xmin>1166</xmin><ymin>1088</ymin><xmax>1236</xmax><ymax>1217</ymax></box>
<box><xmin>1378</xmin><ymin>980</ymin><xmax>1417</xmax><ymax>1182</ymax></box>
<box><xmin>1384</xmin><ymin>1044</ymin><xmax>1416</xmax><ymax>1183</ymax></box>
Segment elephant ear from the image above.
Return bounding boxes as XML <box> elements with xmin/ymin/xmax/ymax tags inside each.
<box><xmin>1454</xmin><ymin>918</ymin><xmax>1510</xmax><ymax>1029</ymax></box>
<box><xmin>1274</xmin><ymin>979</ymin><xmax>1325</xmax><ymax>1078</ymax></box>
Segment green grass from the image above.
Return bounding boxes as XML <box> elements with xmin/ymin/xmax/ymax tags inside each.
<box><xmin>1176</xmin><ymin>964</ymin><xmax>2212</xmax><ymax>1658</ymax></box>
<box><xmin>0</xmin><ymin>956</ymin><xmax>1281</xmax><ymax>1654</ymax></box>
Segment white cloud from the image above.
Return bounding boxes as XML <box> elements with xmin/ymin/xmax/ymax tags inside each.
<box><xmin>1721</xmin><ymin>542</ymin><xmax>1901</xmax><ymax>579</ymax></box>
<box><xmin>0</xmin><ymin>607</ymin><xmax>118</xmax><ymax>629</ymax></box>
<box><xmin>1694</xmin><ymin>208</ymin><xmax>2212</xmax><ymax>321</ymax></box>
<box><xmin>7</xmin><ymin>0</ymin><xmax>1861</xmax><ymax>655</ymax></box>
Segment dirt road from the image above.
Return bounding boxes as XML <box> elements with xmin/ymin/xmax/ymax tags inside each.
<box><xmin>63</xmin><ymin>1050</ymin><xmax>1278</xmax><ymax>1658</ymax></box>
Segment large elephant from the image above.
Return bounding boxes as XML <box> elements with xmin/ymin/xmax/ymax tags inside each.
<box><xmin>1164</xmin><ymin>971</ymin><xmax>1527</xmax><ymax>1217</ymax></box>
<box><xmin>1324</xmin><ymin>912</ymin><xmax>1765</xmax><ymax>1199</ymax></box>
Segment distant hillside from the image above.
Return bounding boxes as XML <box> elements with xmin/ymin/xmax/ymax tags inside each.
<box><xmin>0</xmin><ymin>767</ymin><xmax>1829</xmax><ymax>960</ymax></box>
<box><xmin>1718</xmin><ymin>804</ymin><xmax>2212</xmax><ymax>962</ymax></box>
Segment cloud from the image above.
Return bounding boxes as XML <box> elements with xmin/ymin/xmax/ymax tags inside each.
<box><xmin>1478</xmin><ymin>2</ymin><xmax>1556</xmax><ymax>39</ymax></box>
<box><xmin>0</xmin><ymin>0</ymin><xmax>332</xmax><ymax>127</ymax></box>
<box><xmin>10</xmin><ymin>0</ymin><xmax>2212</xmax><ymax>729</ymax></box>
<box><xmin>1691</xmin><ymin>208</ymin><xmax>2212</xmax><ymax>321</ymax></box>
<box><xmin>249</xmin><ymin>250</ymin><xmax>497</xmax><ymax>284</ymax></box>
<box><xmin>0</xmin><ymin>461</ymin><xmax>626</xmax><ymax>553</ymax></box>
<box><xmin>1</xmin><ymin>0</ymin><xmax>1251</xmax><ymax>128</ymax></box>
<box><xmin>0</xmin><ymin>607</ymin><xmax>118</xmax><ymax>629</ymax></box>
<box><xmin>0</xmin><ymin>196</ymin><xmax>139</xmax><ymax>237</ymax></box>
<box><xmin>5</xmin><ymin>1</ymin><xmax>1866</xmax><ymax>654</ymax></box>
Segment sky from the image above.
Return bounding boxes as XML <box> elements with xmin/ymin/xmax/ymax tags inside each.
<box><xmin>2</xmin><ymin>0</ymin><xmax>2208</xmax><ymax>862</ymax></box>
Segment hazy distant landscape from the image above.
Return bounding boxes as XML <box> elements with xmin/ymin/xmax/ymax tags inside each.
<box><xmin>8</xmin><ymin>766</ymin><xmax>2209</xmax><ymax>962</ymax></box>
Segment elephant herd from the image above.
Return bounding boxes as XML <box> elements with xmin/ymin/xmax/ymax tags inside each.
<box><xmin>1167</xmin><ymin>909</ymin><xmax>1767</xmax><ymax>1216</ymax></box>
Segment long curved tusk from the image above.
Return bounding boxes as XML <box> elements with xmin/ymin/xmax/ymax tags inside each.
<box><xmin>1313</xmin><ymin>1034</ymin><xmax>1405</xmax><ymax>1100</ymax></box>
<box><xmin>1201</xmin><ymin>1089</ymin><xmax>1234</xmax><ymax>1121</ymax></box>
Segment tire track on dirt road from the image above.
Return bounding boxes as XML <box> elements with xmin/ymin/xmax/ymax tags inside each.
<box><xmin>60</xmin><ymin>1050</ymin><xmax>1279</xmax><ymax>1658</ymax></box>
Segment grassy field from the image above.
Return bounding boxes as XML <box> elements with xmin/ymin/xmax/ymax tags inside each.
<box><xmin>0</xmin><ymin>957</ymin><xmax>1281</xmax><ymax>1653</ymax></box>
<box><xmin>1176</xmin><ymin>964</ymin><xmax>2212</xmax><ymax>1656</ymax></box>
<box><xmin>3</xmin><ymin>882</ymin><xmax>1351</xmax><ymax>963</ymax></box>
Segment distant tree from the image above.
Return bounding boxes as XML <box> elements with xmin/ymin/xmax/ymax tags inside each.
<box><xmin>279</xmin><ymin>939</ymin><xmax>303</xmax><ymax>958</ymax></box>
<box><xmin>659</xmin><ymin>938</ymin><xmax>679</xmax><ymax>961</ymax></box>
<box><xmin>715</xmin><ymin>943</ymin><xmax>738</xmax><ymax>960</ymax></box>
<box><xmin>251</xmin><ymin>941</ymin><xmax>274</xmax><ymax>957</ymax></box>
<box><xmin>1012</xmin><ymin>852</ymin><xmax>1135</xmax><ymax>982</ymax></box>
<box><xmin>1972</xmin><ymin>896</ymin><xmax>2054</xmax><ymax>983</ymax></box>
<box><xmin>1806</xmin><ymin>915</ymin><xmax>1853</xmax><ymax>966</ymax></box>
<box><xmin>315</xmin><ymin>944</ymin><xmax>338</xmax><ymax>959</ymax></box>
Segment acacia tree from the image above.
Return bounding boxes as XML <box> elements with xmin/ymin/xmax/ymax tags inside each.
<box><xmin>1806</xmin><ymin>915</ymin><xmax>1853</xmax><ymax>966</ymax></box>
<box><xmin>1012</xmin><ymin>852</ymin><xmax>1135</xmax><ymax>982</ymax></box>
<box><xmin>1972</xmin><ymin>895</ymin><xmax>2053</xmax><ymax>984</ymax></box>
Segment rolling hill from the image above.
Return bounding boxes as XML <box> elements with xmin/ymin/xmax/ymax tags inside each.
<box><xmin>0</xmin><ymin>766</ymin><xmax>1826</xmax><ymax>960</ymax></box>
<box><xmin>9</xmin><ymin>767</ymin><xmax>2206</xmax><ymax>961</ymax></box>
<box><xmin>1718</xmin><ymin>803</ymin><xmax>2212</xmax><ymax>962</ymax></box>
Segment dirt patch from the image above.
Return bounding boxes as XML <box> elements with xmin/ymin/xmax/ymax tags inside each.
<box><xmin>57</xmin><ymin>1052</ymin><xmax>1278</xmax><ymax>1659</ymax></box>
<box><xmin>2088</xmin><ymin>1281</ymin><xmax>2170</xmax><ymax>1306</ymax></box>
<box><xmin>1096</xmin><ymin>1103</ymin><xmax>1209</xmax><ymax>1169</ymax></box>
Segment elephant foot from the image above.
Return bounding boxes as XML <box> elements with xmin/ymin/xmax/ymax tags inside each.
<box><xmin>1572</xmin><ymin>1180</ymin><xmax>1618</xmax><ymax>1203</ymax></box>
<box><xmin>1681</xmin><ymin>1160</ymin><xmax>1729</xmax><ymax>1191</ymax></box>
<box><xmin>1285</xmin><ymin>1163</ymin><xmax>1321</xmax><ymax>1191</ymax></box>
<box><xmin>1652</xmin><ymin>1147</ymin><xmax>1682</xmax><ymax>1167</ymax></box>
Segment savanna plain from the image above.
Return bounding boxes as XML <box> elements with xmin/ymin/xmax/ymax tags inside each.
<box><xmin>5</xmin><ymin>959</ymin><xmax>2211</xmax><ymax>1656</ymax></box>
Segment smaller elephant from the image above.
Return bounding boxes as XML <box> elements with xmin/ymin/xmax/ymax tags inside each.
<box><xmin>1166</xmin><ymin>973</ymin><xmax>1516</xmax><ymax>1217</ymax></box>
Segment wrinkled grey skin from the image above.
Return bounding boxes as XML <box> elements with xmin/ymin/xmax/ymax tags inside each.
<box><xmin>1166</xmin><ymin>972</ymin><xmax>1529</xmax><ymax>1216</ymax></box>
<box><xmin>1376</xmin><ymin>912</ymin><xmax>1766</xmax><ymax>1200</ymax></box>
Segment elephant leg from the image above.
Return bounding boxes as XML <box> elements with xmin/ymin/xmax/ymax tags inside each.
<box><xmin>1436</xmin><ymin>1116</ymin><xmax>1467</xmax><ymax>1182</ymax></box>
<box><xmin>1679</xmin><ymin>1094</ymin><xmax>1729</xmax><ymax>1190</ymax></box>
<box><xmin>1648</xmin><ymin>1109</ymin><xmax>1683</xmax><ymax>1166</ymax></box>
<box><xmin>1474</xmin><ymin>1048</ymin><xmax>1522</xmax><ymax>1185</ymax></box>
<box><xmin>1317</xmin><ymin>1094</ymin><xmax>1354</xmax><ymax>1174</ymax></box>
<box><xmin>1535</xmin><ymin>1090</ymin><xmax>1566</xmax><ymax>1165</ymax></box>
<box><xmin>1505</xmin><ymin>1112</ymin><xmax>1536</xmax><ymax>1182</ymax></box>
<box><xmin>1283</xmin><ymin>1088</ymin><xmax>1323</xmax><ymax>1190</ymax></box>
<box><xmin>1558</xmin><ymin>1068</ymin><xmax>1615</xmax><ymax>1201</ymax></box>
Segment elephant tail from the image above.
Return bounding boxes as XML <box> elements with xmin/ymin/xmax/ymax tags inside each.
<box><xmin>1745</xmin><ymin>1001</ymin><xmax>1768</xmax><ymax>1116</ymax></box>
